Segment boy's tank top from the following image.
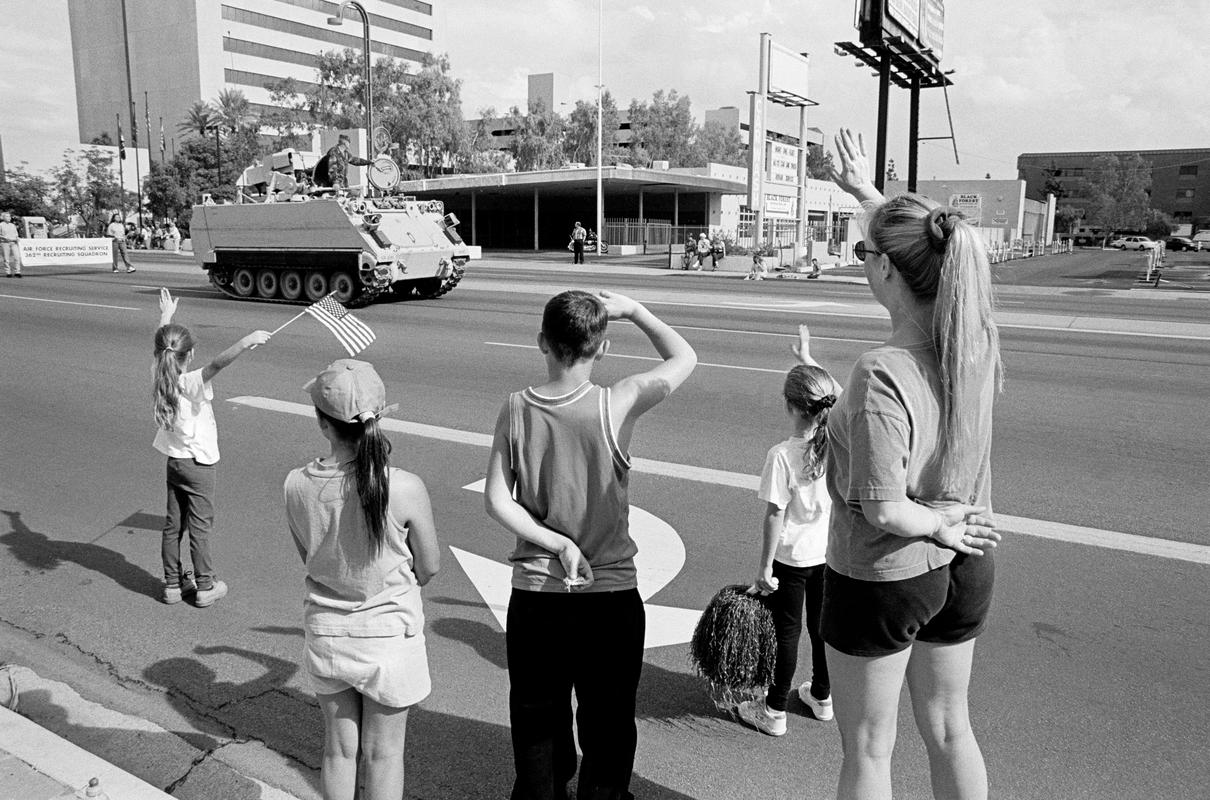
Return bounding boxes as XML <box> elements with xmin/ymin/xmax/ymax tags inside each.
<box><xmin>508</xmin><ymin>382</ymin><xmax>636</xmax><ymax>593</ymax></box>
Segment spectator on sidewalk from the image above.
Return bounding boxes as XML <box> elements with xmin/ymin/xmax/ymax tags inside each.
<box><xmin>485</xmin><ymin>289</ymin><xmax>696</xmax><ymax>800</ymax></box>
<box><xmin>107</xmin><ymin>214</ymin><xmax>135</xmax><ymax>273</ymax></box>
<box><xmin>570</xmin><ymin>221</ymin><xmax>587</xmax><ymax>264</ymax></box>
<box><xmin>695</xmin><ymin>233</ymin><xmax>711</xmax><ymax>271</ymax></box>
<box><xmin>0</xmin><ymin>212</ymin><xmax>20</xmax><ymax>278</ymax></box>
<box><xmin>710</xmin><ymin>234</ymin><xmax>726</xmax><ymax>270</ymax></box>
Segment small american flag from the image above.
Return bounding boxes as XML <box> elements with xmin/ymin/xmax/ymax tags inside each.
<box><xmin>305</xmin><ymin>294</ymin><xmax>376</xmax><ymax>356</ymax></box>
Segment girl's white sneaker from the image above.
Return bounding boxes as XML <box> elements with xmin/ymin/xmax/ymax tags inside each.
<box><xmin>798</xmin><ymin>682</ymin><xmax>834</xmax><ymax>721</ymax></box>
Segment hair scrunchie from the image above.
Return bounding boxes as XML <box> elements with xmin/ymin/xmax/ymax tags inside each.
<box><xmin>925</xmin><ymin>206</ymin><xmax>963</xmax><ymax>254</ymax></box>
<box><xmin>811</xmin><ymin>394</ymin><xmax>837</xmax><ymax>415</ymax></box>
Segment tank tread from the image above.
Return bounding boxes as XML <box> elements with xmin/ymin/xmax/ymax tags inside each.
<box><xmin>208</xmin><ymin>268</ymin><xmax>389</xmax><ymax>308</ymax></box>
<box><xmin>429</xmin><ymin>260</ymin><xmax>467</xmax><ymax>298</ymax></box>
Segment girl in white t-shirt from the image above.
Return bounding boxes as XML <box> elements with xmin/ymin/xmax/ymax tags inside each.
<box><xmin>738</xmin><ymin>325</ymin><xmax>839</xmax><ymax>736</ymax></box>
<box><xmin>152</xmin><ymin>288</ymin><xmax>270</xmax><ymax>607</ymax></box>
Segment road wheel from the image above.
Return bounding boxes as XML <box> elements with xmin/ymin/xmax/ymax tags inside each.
<box><xmin>256</xmin><ymin>269</ymin><xmax>279</xmax><ymax>299</ymax></box>
<box><xmin>231</xmin><ymin>268</ymin><xmax>255</xmax><ymax>297</ymax></box>
<box><xmin>280</xmin><ymin>270</ymin><xmax>303</xmax><ymax>301</ymax></box>
<box><xmin>330</xmin><ymin>270</ymin><xmax>357</xmax><ymax>304</ymax></box>
<box><xmin>304</xmin><ymin>271</ymin><xmax>328</xmax><ymax>301</ymax></box>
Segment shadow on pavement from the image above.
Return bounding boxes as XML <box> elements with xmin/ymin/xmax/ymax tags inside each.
<box><xmin>14</xmin><ymin>687</ymin><xmax>271</xmax><ymax>799</ymax></box>
<box><xmin>430</xmin><ymin>616</ymin><xmax>721</xmax><ymax>723</ymax></box>
<box><xmin>0</xmin><ymin>509</ymin><xmax>162</xmax><ymax>600</ymax></box>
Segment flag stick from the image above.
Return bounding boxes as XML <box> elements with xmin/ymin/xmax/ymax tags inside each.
<box><xmin>271</xmin><ymin>309</ymin><xmax>309</xmax><ymax>335</ymax></box>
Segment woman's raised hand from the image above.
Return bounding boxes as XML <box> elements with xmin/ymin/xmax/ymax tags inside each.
<box><xmin>831</xmin><ymin>128</ymin><xmax>879</xmax><ymax>202</ymax></box>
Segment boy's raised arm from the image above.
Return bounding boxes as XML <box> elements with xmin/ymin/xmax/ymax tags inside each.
<box><xmin>598</xmin><ymin>291</ymin><xmax>697</xmax><ymax>422</ymax></box>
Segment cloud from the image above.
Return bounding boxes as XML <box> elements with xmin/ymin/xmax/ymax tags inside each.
<box><xmin>630</xmin><ymin>5</ymin><xmax>655</xmax><ymax>22</ymax></box>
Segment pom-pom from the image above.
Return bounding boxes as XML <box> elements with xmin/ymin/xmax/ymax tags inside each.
<box><xmin>689</xmin><ymin>585</ymin><xmax>778</xmax><ymax>710</ymax></box>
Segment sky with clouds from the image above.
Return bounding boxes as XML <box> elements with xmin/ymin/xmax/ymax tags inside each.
<box><xmin>3</xmin><ymin>0</ymin><xmax>1208</xmax><ymax>182</ymax></box>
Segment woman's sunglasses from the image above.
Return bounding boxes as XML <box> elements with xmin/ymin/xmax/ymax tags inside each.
<box><xmin>853</xmin><ymin>241</ymin><xmax>881</xmax><ymax>260</ymax></box>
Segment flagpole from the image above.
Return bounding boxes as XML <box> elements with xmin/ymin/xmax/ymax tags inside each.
<box><xmin>116</xmin><ymin>113</ymin><xmax>126</xmax><ymax>224</ymax></box>
<box><xmin>270</xmin><ymin>309</ymin><xmax>309</xmax><ymax>336</ymax></box>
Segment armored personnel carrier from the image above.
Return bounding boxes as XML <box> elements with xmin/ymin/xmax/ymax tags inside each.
<box><xmin>190</xmin><ymin>150</ymin><xmax>469</xmax><ymax>307</ymax></box>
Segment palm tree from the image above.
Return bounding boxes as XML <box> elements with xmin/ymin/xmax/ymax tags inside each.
<box><xmin>178</xmin><ymin>101</ymin><xmax>217</xmax><ymax>138</ymax></box>
<box><xmin>213</xmin><ymin>88</ymin><xmax>255</xmax><ymax>133</ymax></box>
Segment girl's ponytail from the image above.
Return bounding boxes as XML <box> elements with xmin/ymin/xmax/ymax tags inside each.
<box><xmin>783</xmin><ymin>365</ymin><xmax>837</xmax><ymax>482</ymax></box>
<box><xmin>353</xmin><ymin>417</ymin><xmax>392</xmax><ymax>554</ymax></box>
<box><xmin>152</xmin><ymin>324</ymin><xmax>194</xmax><ymax>430</ymax></box>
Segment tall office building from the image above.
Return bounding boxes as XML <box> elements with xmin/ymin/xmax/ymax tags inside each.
<box><xmin>68</xmin><ymin>0</ymin><xmax>443</xmax><ymax>147</ymax></box>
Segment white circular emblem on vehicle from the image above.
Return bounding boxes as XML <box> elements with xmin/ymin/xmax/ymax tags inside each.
<box><xmin>368</xmin><ymin>157</ymin><xmax>401</xmax><ymax>191</ymax></box>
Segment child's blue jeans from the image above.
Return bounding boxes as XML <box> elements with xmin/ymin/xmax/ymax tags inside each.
<box><xmin>162</xmin><ymin>457</ymin><xmax>216</xmax><ymax>590</ymax></box>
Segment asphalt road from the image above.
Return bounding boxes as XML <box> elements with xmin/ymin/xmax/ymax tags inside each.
<box><xmin>2</xmin><ymin>259</ymin><xmax>1208</xmax><ymax>799</ymax></box>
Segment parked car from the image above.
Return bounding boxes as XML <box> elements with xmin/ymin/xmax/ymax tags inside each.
<box><xmin>1191</xmin><ymin>231</ymin><xmax>1210</xmax><ymax>250</ymax></box>
<box><xmin>1109</xmin><ymin>235</ymin><xmax>1158</xmax><ymax>250</ymax></box>
<box><xmin>1164</xmin><ymin>236</ymin><xmax>1198</xmax><ymax>251</ymax></box>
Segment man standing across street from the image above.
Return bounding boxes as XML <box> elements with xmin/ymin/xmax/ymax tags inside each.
<box><xmin>107</xmin><ymin>213</ymin><xmax>135</xmax><ymax>273</ymax></box>
<box><xmin>570</xmin><ymin>221</ymin><xmax>587</xmax><ymax>264</ymax></box>
<box><xmin>322</xmin><ymin>134</ymin><xmax>372</xmax><ymax>190</ymax></box>
<box><xmin>0</xmin><ymin>212</ymin><xmax>21</xmax><ymax>278</ymax></box>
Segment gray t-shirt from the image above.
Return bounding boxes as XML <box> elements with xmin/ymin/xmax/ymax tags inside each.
<box><xmin>826</xmin><ymin>343</ymin><xmax>994</xmax><ymax>581</ymax></box>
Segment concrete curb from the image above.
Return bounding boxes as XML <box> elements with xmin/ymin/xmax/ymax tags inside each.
<box><xmin>0</xmin><ymin>665</ymin><xmax>305</xmax><ymax>800</ymax></box>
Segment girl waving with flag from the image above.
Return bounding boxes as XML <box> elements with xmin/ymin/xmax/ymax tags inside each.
<box><xmin>152</xmin><ymin>288</ymin><xmax>271</xmax><ymax>606</ymax></box>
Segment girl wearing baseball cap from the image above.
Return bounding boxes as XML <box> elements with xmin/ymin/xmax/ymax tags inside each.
<box><xmin>284</xmin><ymin>359</ymin><xmax>440</xmax><ymax>800</ymax></box>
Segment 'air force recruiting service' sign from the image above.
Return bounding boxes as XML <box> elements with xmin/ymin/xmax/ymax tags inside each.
<box><xmin>17</xmin><ymin>238</ymin><xmax>114</xmax><ymax>266</ymax></box>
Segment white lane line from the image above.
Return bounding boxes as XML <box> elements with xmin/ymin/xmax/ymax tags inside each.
<box><xmin>484</xmin><ymin>341</ymin><xmax>787</xmax><ymax>374</ymax></box>
<box><xmin>0</xmin><ymin>294</ymin><xmax>138</xmax><ymax>311</ymax></box>
<box><xmin>613</xmin><ymin>319</ymin><xmax>881</xmax><ymax>345</ymax></box>
<box><xmin>230</xmin><ymin>395</ymin><xmax>1210</xmax><ymax>565</ymax></box>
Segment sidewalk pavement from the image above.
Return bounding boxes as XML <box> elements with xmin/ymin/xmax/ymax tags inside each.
<box><xmin>0</xmin><ymin>665</ymin><xmax>302</xmax><ymax>800</ymax></box>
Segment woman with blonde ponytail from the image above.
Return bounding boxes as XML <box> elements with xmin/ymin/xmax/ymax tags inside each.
<box><xmin>151</xmin><ymin>288</ymin><xmax>270</xmax><ymax>607</ymax></box>
<box><xmin>285</xmin><ymin>359</ymin><xmax>440</xmax><ymax>800</ymax></box>
<box><xmin>820</xmin><ymin>130</ymin><xmax>1002</xmax><ymax>800</ymax></box>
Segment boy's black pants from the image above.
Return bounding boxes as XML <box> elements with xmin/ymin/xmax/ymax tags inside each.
<box><xmin>507</xmin><ymin>587</ymin><xmax>644</xmax><ymax>800</ymax></box>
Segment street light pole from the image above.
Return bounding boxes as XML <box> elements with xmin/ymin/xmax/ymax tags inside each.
<box><xmin>595</xmin><ymin>0</ymin><xmax>603</xmax><ymax>246</ymax></box>
<box><xmin>328</xmin><ymin>1</ymin><xmax>373</xmax><ymax>146</ymax></box>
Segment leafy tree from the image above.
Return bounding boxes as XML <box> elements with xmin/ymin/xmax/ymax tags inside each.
<box><xmin>1081</xmin><ymin>153</ymin><xmax>1152</xmax><ymax>234</ymax></box>
<box><xmin>1055</xmin><ymin>204</ymin><xmax>1084</xmax><ymax>233</ymax></box>
<box><xmin>1143</xmin><ymin>209</ymin><xmax>1173</xmax><ymax>240</ymax></box>
<box><xmin>144</xmin><ymin>160</ymin><xmax>189</xmax><ymax>223</ymax></box>
<box><xmin>627</xmin><ymin>89</ymin><xmax>697</xmax><ymax>167</ymax></box>
<box><xmin>0</xmin><ymin>165</ymin><xmax>54</xmax><ymax>219</ymax></box>
<box><xmin>805</xmin><ymin>144</ymin><xmax>834</xmax><ymax>180</ymax></box>
<box><xmin>261</xmin><ymin>77</ymin><xmax>312</xmax><ymax>150</ymax></box>
<box><xmin>90</xmin><ymin>132</ymin><xmax>114</xmax><ymax>146</ymax></box>
<box><xmin>688</xmin><ymin>119</ymin><xmax>744</xmax><ymax>167</ymax></box>
<box><xmin>459</xmin><ymin>107</ymin><xmax>514</xmax><ymax>173</ymax></box>
<box><xmin>1042</xmin><ymin>160</ymin><xmax>1065</xmax><ymax>200</ymax></box>
<box><xmin>562</xmin><ymin>90</ymin><xmax>620</xmax><ymax>165</ymax></box>
<box><xmin>502</xmin><ymin>98</ymin><xmax>566</xmax><ymax>171</ymax></box>
<box><xmin>383</xmin><ymin>53</ymin><xmax>466</xmax><ymax>178</ymax></box>
<box><xmin>213</xmin><ymin>88</ymin><xmax>255</xmax><ymax>133</ymax></box>
<box><xmin>50</xmin><ymin>148</ymin><xmax>129</xmax><ymax>234</ymax></box>
<box><xmin>178</xmin><ymin>101</ymin><xmax>217</xmax><ymax>138</ymax></box>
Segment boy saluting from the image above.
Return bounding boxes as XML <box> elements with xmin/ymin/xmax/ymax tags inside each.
<box><xmin>485</xmin><ymin>290</ymin><xmax>697</xmax><ymax>800</ymax></box>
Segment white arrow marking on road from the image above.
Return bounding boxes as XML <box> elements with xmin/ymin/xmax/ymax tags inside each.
<box><xmin>453</xmin><ymin>480</ymin><xmax>703</xmax><ymax>650</ymax></box>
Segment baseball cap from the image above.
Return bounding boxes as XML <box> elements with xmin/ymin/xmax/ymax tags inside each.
<box><xmin>304</xmin><ymin>359</ymin><xmax>397</xmax><ymax>423</ymax></box>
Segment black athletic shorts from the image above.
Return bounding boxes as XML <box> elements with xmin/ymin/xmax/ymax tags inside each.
<box><xmin>821</xmin><ymin>551</ymin><xmax>994</xmax><ymax>657</ymax></box>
